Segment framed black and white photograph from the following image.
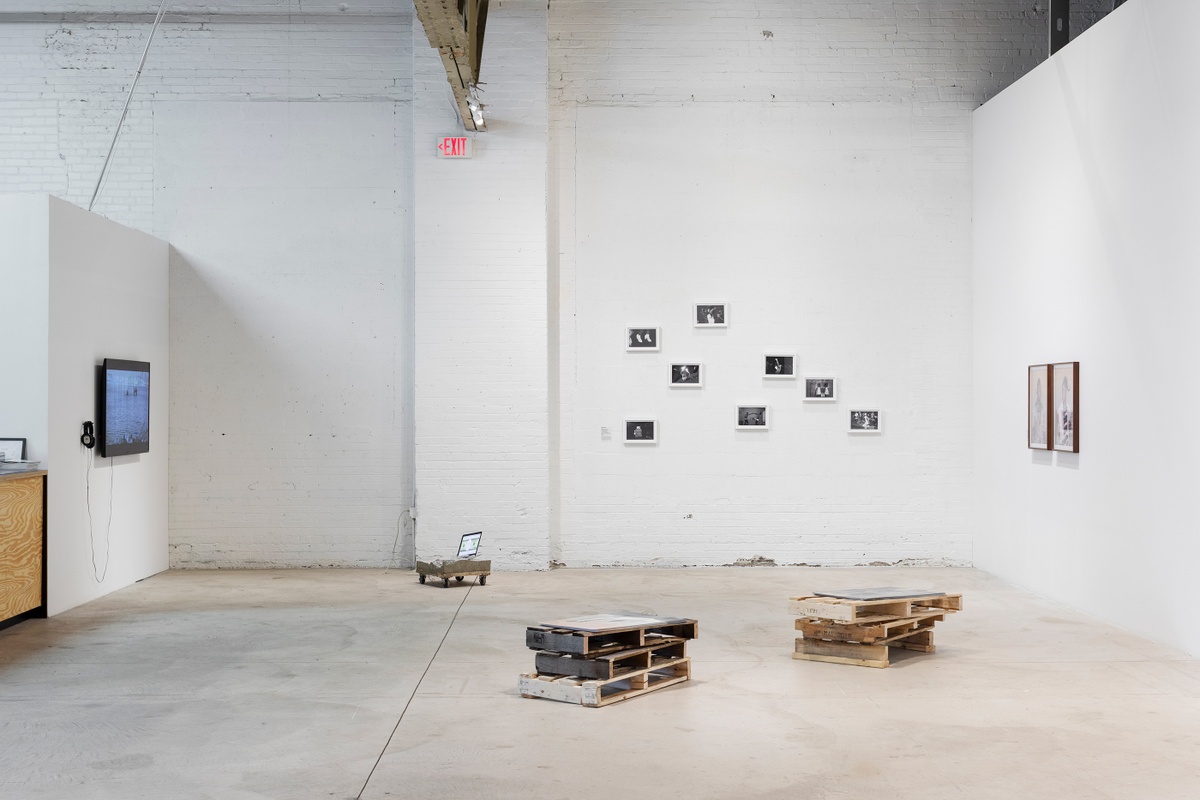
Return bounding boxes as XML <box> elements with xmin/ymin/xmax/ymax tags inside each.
<box><xmin>804</xmin><ymin>377</ymin><xmax>837</xmax><ymax>402</ymax></box>
<box><xmin>694</xmin><ymin>303</ymin><xmax>727</xmax><ymax>328</ymax></box>
<box><xmin>848</xmin><ymin>409</ymin><xmax>881</xmax><ymax>433</ymax></box>
<box><xmin>626</xmin><ymin>327</ymin><xmax>660</xmax><ymax>352</ymax></box>
<box><xmin>670</xmin><ymin>363</ymin><xmax>703</xmax><ymax>388</ymax></box>
<box><xmin>1051</xmin><ymin>361</ymin><xmax>1079</xmax><ymax>453</ymax></box>
<box><xmin>624</xmin><ymin>419</ymin><xmax>657</xmax><ymax>444</ymax></box>
<box><xmin>736</xmin><ymin>405</ymin><xmax>769</xmax><ymax>430</ymax></box>
<box><xmin>763</xmin><ymin>354</ymin><xmax>795</xmax><ymax>379</ymax></box>
<box><xmin>1028</xmin><ymin>364</ymin><xmax>1051</xmax><ymax>450</ymax></box>
<box><xmin>0</xmin><ymin>437</ymin><xmax>27</xmax><ymax>461</ymax></box>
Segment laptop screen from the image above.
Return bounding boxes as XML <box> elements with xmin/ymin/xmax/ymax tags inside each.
<box><xmin>457</xmin><ymin>531</ymin><xmax>483</xmax><ymax>558</ymax></box>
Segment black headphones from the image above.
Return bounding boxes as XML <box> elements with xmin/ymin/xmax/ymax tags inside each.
<box><xmin>81</xmin><ymin>421</ymin><xmax>96</xmax><ymax>449</ymax></box>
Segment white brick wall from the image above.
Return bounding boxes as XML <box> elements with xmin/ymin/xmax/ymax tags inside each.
<box><xmin>549</xmin><ymin>0</ymin><xmax>1045</xmax><ymax>567</ymax></box>
<box><xmin>1</xmin><ymin>0</ymin><xmax>1048</xmax><ymax>571</ymax></box>
<box><xmin>0</xmin><ymin>7</ymin><xmax>417</xmax><ymax>568</ymax></box>
<box><xmin>411</xmin><ymin>2</ymin><xmax>551</xmax><ymax>569</ymax></box>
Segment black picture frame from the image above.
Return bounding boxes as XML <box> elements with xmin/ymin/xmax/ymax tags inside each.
<box><xmin>98</xmin><ymin>358</ymin><xmax>151</xmax><ymax>458</ymax></box>
<box><xmin>0</xmin><ymin>438</ymin><xmax>27</xmax><ymax>461</ymax></box>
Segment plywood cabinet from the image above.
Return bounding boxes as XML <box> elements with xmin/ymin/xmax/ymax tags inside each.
<box><xmin>0</xmin><ymin>471</ymin><xmax>46</xmax><ymax>625</ymax></box>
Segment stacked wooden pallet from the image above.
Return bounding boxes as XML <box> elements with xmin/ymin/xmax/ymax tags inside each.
<box><xmin>789</xmin><ymin>589</ymin><xmax>962</xmax><ymax>668</ymax></box>
<box><xmin>519</xmin><ymin>614</ymin><xmax>698</xmax><ymax>707</ymax></box>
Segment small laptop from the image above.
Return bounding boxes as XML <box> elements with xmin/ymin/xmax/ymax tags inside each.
<box><xmin>457</xmin><ymin>531</ymin><xmax>483</xmax><ymax>559</ymax></box>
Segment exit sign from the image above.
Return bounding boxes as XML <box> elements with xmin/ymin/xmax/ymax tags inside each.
<box><xmin>437</xmin><ymin>136</ymin><xmax>473</xmax><ymax>158</ymax></box>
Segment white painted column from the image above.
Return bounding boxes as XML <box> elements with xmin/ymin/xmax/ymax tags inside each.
<box><xmin>412</xmin><ymin>1</ymin><xmax>550</xmax><ymax>569</ymax></box>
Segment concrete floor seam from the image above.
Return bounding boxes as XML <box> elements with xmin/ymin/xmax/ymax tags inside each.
<box><xmin>354</xmin><ymin>577</ymin><xmax>476</xmax><ymax>799</ymax></box>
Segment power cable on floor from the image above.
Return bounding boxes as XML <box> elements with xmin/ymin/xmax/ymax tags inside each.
<box><xmin>355</xmin><ymin>579</ymin><xmax>476</xmax><ymax>799</ymax></box>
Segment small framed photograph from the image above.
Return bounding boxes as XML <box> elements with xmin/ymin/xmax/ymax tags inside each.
<box><xmin>624</xmin><ymin>419</ymin><xmax>657</xmax><ymax>444</ymax></box>
<box><xmin>670</xmin><ymin>363</ymin><xmax>703</xmax><ymax>388</ymax></box>
<box><xmin>1051</xmin><ymin>361</ymin><xmax>1079</xmax><ymax>453</ymax></box>
<box><xmin>736</xmin><ymin>405</ymin><xmax>769</xmax><ymax>430</ymax></box>
<box><xmin>763</xmin><ymin>354</ymin><xmax>795</xmax><ymax>379</ymax></box>
<box><xmin>0</xmin><ymin>438</ymin><xmax>27</xmax><ymax>461</ymax></box>
<box><xmin>804</xmin><ymin>377</ymin><xmax>836</xmax><ymax>402</ymax></box>
<box><xmin>626</xmin><ymin>327</ymin><xmax>660</xmax><ymax>351</ymax></box>
<box><xmin>848</xmin><ymin>409</ymin><xmax>881</xmax><ymax>433</ymax></box>
<box><xmin>694</xmin><ymin>303</ymin><xmax>728</xmax><ymax>328</ymax></box>
<box><xmin>1028</xmin><ymin>364</ymin><xmax>1051</xmax><ymax>450</ymax></box>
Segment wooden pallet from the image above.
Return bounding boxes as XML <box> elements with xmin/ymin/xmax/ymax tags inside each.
<box><xmin>788</xmin><ymin>593</ymin><xmax>962</xmax><ymax>623</ymax></box>
<box><xmin>794</xmin><ymin>610</ymin><xmax>944</xmax><ymax>643</ymax></box>
<box><xmin>519</xmin><ymin>658</ymin><xmax>691</xmax><ymax>707</ymax></box>
<box><xmin>526</xmin><ymin>619</ymin><xmax>699</xmax><ymax>657</ymax></box>
<box><xmin>534</xmin><ymin>638</ymin><xmax>687</xmax><ymax>680</ymax></box>
<box><xmin>794</xmin><ymin>629</ymin><xmax>935</xmax><ymax>668</ymax></box>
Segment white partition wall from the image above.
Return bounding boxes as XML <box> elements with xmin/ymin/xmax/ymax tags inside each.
<box><xmin>973</xmin><ymin>0</ymin><xmax>1200</xmax><ymax>656</ymax></box>
<box><xmin>0</xmin><ymin>194</ymin><xmax>168</xmax><ymax>615</ymax></box>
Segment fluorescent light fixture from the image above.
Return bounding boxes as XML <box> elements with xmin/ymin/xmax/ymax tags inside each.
<box><xmin>467</xmin><ymin>87</ymin><xmax>485</xmax><ymax>127</ymax></box>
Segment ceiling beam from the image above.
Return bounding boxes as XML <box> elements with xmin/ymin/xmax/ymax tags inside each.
<box><xmin>414</xmin><ymin>0</ymin><xmax>488</xmax><ymax>131</ymax></box>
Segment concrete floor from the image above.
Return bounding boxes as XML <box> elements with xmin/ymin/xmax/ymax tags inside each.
<box><xmin>2</xmin><ymin>567</ymin><xmax>1199</xmax><ymax>800</ymax></box>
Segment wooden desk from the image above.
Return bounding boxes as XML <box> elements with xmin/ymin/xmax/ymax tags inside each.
<box><xmin>0</xmin><ymin>470</ymin><xmax>47</xmax><ymax>628</ymax></box>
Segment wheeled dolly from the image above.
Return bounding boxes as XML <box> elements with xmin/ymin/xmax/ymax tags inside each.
<box><xmin>415</xmin><ymin>559</ymin><xmax>491</xmax><ymax>588</ymax></box>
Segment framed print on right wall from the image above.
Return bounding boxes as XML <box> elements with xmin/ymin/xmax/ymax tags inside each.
<box><xmin>1051</xmin><ymin>361</ymin><xmax>1079</xmax><ymax>453</ymax></box>
<box><xmin>1028</xmin><ymin>364</ymin><xmax>1051</xmax><ymax>450</ymax></box>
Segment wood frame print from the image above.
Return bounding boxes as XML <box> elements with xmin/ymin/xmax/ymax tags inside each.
<box><xmin>1028</xmin><ymin>364</ymin><xmax>1051</xmax><ymax>450</ymax></box>
<box><xmin>1051</xmin><ymin>361</ymin><xmax>1079</xmax><ymax>453</ymax></box>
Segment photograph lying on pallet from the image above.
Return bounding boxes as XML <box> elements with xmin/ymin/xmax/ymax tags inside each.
<box><xmin>693</xmin><ymin>302</ymin><xmax>727</xmax><ymax>327</ymax></box>
<box><xmin>804</xmin><ymin>377</ymin><xmax>836</xmax><ymax>401</ymax></box>
<box><xmin>626</xmin><ymin>327</ymin><xmax>660</xmax><ymax>351</ymax></box>
<box><xmin>669</xmin><ymin>362</ymin><xmax>703</xmax><ymax>387</ymax></box>
<box><xmin>1051</xmin><ymin>361</ymin><xmax>1079</xmax><ymax>453</ymax></box>
<box><xmin>520</xmin><ymin>614</ymin><xmax>699</xmax><ymax>707</ymax></box>
<box><xmin>624</xmin><ymin>419</ymin><xmax>657</xmax><ymax>444</ymax></box>
<box><xmin>789</xmin><ymin>589</ymin><xmax>962</xmax><ymax>668</ymax></box>
<box><xmin>763</xmin><ymin>354</ymin><xmax>795</xmax><ymax>379</ymax></box>
<box><xmin>736</xmin><ymin>405</ymin><xmax>769</xmax><ymax>430</ymax></box>
<box><xmin>848</xmin><ymin>409</ymin><xmax>881</xmax><ymax>433</ymax></box>
<box><xmin>1028</xmin><ymin>364</ymin><xmax>1051</xmax><ymax>449</ymax></box>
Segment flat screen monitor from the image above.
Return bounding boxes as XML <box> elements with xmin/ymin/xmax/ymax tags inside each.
<box><xmin>457</xmin><ymin>531</ymin><xmax>483</xmax><ymax>559</ymax></box>
<box><xmin>99</xmin><ymin>358</ymin><xmax>150</xmax><ymax>458</ymax></box>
